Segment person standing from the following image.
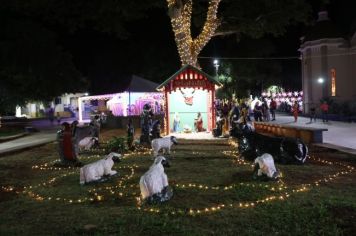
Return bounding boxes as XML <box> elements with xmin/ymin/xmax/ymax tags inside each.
<box><xmin>270</xmin><ymin>99</ymin><xmax>277</xmax><ymax>121</ymax></box>
<box><xmin>194</xmin><ymin>112</ymin><xmax>203</xmax><ymax>132</ymax></box>
<box><xmin>262</xmin><ymin>101</ymin><xmax>270</xmax><ymax>121</ymax></box>
<box><xmin>56</xmin><ymin>112</ymin><xmax>61</xmax><ymax>125</ymax></box>
<box><xmin>48</xmin><ymin>107</ymin><xmax>54</xmax><ymax>124</ymax></box>
<box><xmin>173</xmin><ymin>112</ymin><xmax>180</xmax><ymax>133</ymax></box>
<box><xmin>229</xmin><ymin>103</ymin><xmax>240</xmax><ymax>129</ymax></box>
<box><xmin>320</xmin><ymin>101</ymin><xmax>329</xmax><ymax>123</ymax></box>
<box><xmin>253</xmin><ymin>102</ymin><xmax>263</xmax><ymax>122</ymax></box>
<box><xmin>309</xmin><ymin>105</ymin><xmax>316</xmax><ymax>123</ymax></box>
<box><xmin>292</xmin><ymin>101</ymin><xmax>299</xmax><ymax>122</ymax></box>
<box><xmin>240</xmin><ymin>103</ymin><xmax>249</xmax><ymax>125</ymax></box>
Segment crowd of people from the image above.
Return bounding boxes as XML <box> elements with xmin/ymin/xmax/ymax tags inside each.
<box><xmin>214</xmin><ymin>97</ymin><xmax>330</xmax><ymax>136</ymax></box>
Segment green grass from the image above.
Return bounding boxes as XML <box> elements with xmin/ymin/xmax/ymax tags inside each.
<box><xmin>0</xmin><ymin>127</ymin><xmax>23</xmax><ymax>137</ymax></box>
<box><xmin>0</xmin><ymin>137</ymin><xmax>355</xmax><ymax>235</ymax></box>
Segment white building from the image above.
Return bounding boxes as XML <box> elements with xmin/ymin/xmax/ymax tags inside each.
<box><xmin>16</xmin><ymin>93</ymin><xmax>86</xmax><ymax>118</ymax></box>
<box><xmin>299</xmin><ymin>10</ymin><xmax>356</xmax><ymax>113</ymax></box>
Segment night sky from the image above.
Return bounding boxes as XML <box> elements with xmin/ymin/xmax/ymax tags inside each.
<box><xmin>7</xmin><ymin>0</ymin><xmax>356</xmax><ymax>95</ymax></box>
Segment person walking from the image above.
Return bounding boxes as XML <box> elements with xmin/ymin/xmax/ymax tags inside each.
<box><xmin>320</xmin><ymin>101</ymin><xmax>329</xmax><ymax>123</ymax></box>
<box><xmin>292</xmin><ymin>101</ymin><xmax>299</xmax><ymax>122</ymax></box>
<box><xmin>270</xmin><ymin>98</ymin><xmax>277</xmax><ymax>121</ymax></box>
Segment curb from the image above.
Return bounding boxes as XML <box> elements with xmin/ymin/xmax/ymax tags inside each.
<box><xmin>0</xmin><ymin>140</ymin><xmax>56</xmax><ymax>157</ymax></box>
<box><xmin>0</xmin><ymin>133</ymin><xmax>29</xmax><ymax>143</ymax></box>
<box><xmin>313</xmin><ymin>143</ymin><xmax>356</xmax><ymax>156</ymax></box>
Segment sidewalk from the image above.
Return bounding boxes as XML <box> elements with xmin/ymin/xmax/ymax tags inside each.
<box><xmin>0</xmin><ymin>115</ymin><xmax>355</xmax><ymax>156</ymax></box>
<box><xmin>0</xmin><ymin>131</ymin><xmax>57</xmax><ymax>156</ymax></box>
<box><xmin>270</xmin><ymin>113</ymin><xmax>356</xmax><ymax>155</ymax></box>
<box><xmin>0</xmin><ymin>118</ymin><xmax>68</xmax><ymax>156</ymax></box>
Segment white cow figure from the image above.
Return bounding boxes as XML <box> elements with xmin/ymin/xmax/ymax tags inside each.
<box><xmin>79</xmin><ymin>152</ymin><xmax>121</xmax><ymax>184</ymax></box>
<box><xmin>254</xmin><ymin>153</ymin><xmax>279</xmax><ymax>179</ymax></box>
<box><xmin>78</xmin><ymin>137</ymin><xmax>99</xmax><ymax>151</ymax></box>
<box><xmin>139</xmin><ymin>156</ymin><xmax>170</xmax><ymax>200</ymax></box>
<box><xmin>151</xmin><ymin>136</ymin><xmax>178</xmax><ymax>156</ymax></box>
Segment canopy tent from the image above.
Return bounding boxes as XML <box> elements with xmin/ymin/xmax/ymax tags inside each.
<box><xmin>125</xmin><ymin>75</ymin><xmax>160</xmax><ymax>92</ymax></box>
<box><xmin>78</xmin><ymin>75</ymin><xmax>163</xmax><ymax>122</ymax></box>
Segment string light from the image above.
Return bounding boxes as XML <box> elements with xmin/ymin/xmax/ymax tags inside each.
<box><xmin>135</xmin><ymin>147</ymin><xmax>354</xmax><ymax>216</ymax></box>
<box><xmin>1</xmin><ymin>141</ymin><xmax>354</xmax><ymax>216</ymax></box>
<box><xmin>167</xmin><ymin>0</ymin><xmax>221</xmax><ymax>67</ymax></box>
<box><xmin>22</xmin><ymin>164</ymin><xmax>138</xmax><ymax>204</ymax></box>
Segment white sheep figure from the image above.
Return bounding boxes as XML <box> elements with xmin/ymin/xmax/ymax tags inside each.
<box><xmin>151</xmin><ymin>136</ymin><xmax>178</xmax><ymax>156</ymax></box>
<box><xmin>139</xmin><ymin>156</ymin><xmax>170</xmax><ymax>200</ymax></box>
<box><xmin>79</xmin><ymin>152</ymin><xmax>121</xmax><ymax>184</ymax></box>
<box><xmin>78</xmin><ymin>137</ymin><xmax>99</xmax><ymax>151</ymax></box>
<box><xmin>254</xmin><ymin>153</ymin><xmax>279</xmax><ymax>179</ymax></box>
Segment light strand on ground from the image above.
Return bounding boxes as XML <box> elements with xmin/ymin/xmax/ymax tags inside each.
<box><xmin>1</xmin><ymin>142</ymin><xmax>354</xmax><ymax>216</ymax></box>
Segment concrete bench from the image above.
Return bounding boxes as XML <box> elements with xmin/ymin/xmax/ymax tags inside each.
<box><xmin>253</xmin><ymin>122</ymin><xmax>328</xmax><ymax>144</ymax></box>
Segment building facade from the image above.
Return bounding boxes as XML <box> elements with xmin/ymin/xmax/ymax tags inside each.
<box><xmin>299</xmin><ymin>10</ymin><xmax>356</xmax><ymax>113</ymax></box>
<box><xmin>16</xmin><ymin>93</ymin><xmax>86</xmax><ymax>118</ymax></box>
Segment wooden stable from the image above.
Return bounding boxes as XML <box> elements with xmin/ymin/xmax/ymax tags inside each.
<box><xmin>157</xmin><ymin>65</ymin><xmax>221</xmax><ymax>134</ymax></box>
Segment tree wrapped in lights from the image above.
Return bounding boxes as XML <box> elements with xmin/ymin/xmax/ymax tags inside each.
<box><xmin>167</xmin><ymin>0</ymin><xmax>221</xmax><ymax>67</ymax></box>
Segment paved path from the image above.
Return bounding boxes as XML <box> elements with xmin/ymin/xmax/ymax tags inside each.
<box><xmin>0</xmin><ymin>115</ymin><xmax>355</xmax><ymax>156</ymax></box>
<box><xmin>269</xmin><ymin>113</ymin><xmax>356</xmax><ymax>154</ymax></box>
<box><xmin>0</xmin><ymin>131</ymin><xmax>57</xmax><ymax>156</ymax></box>
<box><xmin>0</xmin><ymin>118</ymin><xmax>74</xmax><ymax>156</ymax></box>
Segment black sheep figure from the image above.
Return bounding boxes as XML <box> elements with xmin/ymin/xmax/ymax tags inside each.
<box><xmin>231</xmin><ymin>124</ymin><xmax>308</xmax><ymax>164</ymax></box>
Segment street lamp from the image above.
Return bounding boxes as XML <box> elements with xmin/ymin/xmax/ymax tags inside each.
<box><xmin>318</xmin><ymin>77</ymin><xmax>325</xmax><ymax>98</ymax></box>
<box><xmin>213</xmin><ymin>59</ymin><xmax>219</xmax><ymax>76</ymax></box>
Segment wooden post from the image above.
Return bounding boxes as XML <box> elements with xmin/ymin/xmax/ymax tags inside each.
<box><xmin>164</xmin><ymin>88</ymin><xmax>170</xmax><ymax>135</ymax></box>
<box><xmin>211</xmin><ymin>86</ymin><xmax>216</xmax><ymax>129</ymax></box>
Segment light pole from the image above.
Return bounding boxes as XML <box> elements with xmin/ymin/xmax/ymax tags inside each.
<box><xmin>318</xmin><ymin>77</ymin><xmax>325</xmax><ymax>98</ymax></box>
<box><xmin>213</xmin><ymin>59</ymin><xmax>219</xmax><ymax>77</ymax></box>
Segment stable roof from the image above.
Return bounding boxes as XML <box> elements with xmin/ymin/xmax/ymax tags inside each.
<box><xmin>157</xmin><ymin>65</ymin><xmax>221</xmax><ymax>90</ymax></box>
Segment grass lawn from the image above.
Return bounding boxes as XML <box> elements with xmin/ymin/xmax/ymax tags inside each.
<box><xmin>0</xmin><ymin>127</ymin><xmax>24</xmax><ymax>137</ymax></box>
<box><xmin>0</xmin><ymin>129</ymin><xmax>356</xmax><ymax>235</ymax></box>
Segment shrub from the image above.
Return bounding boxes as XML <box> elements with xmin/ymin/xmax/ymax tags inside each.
<box><xmin>106</xmin><ymin>136</ymin><xmax>128</xmax><ymax>154</ymax></box>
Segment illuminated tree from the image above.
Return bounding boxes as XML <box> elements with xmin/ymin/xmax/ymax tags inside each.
<box><xmin>167</xmin><ymin>0</ymin><xmax>221</xmax><ymax>67</ymax></box>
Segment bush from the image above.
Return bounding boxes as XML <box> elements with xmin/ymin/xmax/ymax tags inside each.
<box><xmin>349</xmin><ymin>100</ymin><xmax>356</xmax><ymax>116</ymax></box>
<box><xmin>330</xmin><ymin>102</ymin><xmax>342</xmax><ymax>115</ymax></box>
<box><xmin>106</xmin><ymin>136</ymin><xmax>128</xmax><ymax>154</ymax></box>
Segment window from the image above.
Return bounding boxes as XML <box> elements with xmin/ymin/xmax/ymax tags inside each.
<box><xmin>54</xmin><ymin>97</ymin><xmax>62</xmax><ymax>105</ymax></box>
<box><xmin>331</xmin><ymin>69</ymin><xmax>336</xmax><ymax>96</ymax></box>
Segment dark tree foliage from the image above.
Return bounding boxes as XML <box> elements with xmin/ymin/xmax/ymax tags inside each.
<box><xmin>1</xmin><ymin>0</ymin><xmax>164</xmax><ymax>38</ymax></box>
<box><xmin>0</xmin><ymin>0</ymin><xmax>314</xmax><ymax>112</ymax></box>
<box><xmin>216</xmin><ymin>0</ymin><xmax>311</xmax><ymax>38</ymax></box>
<box><xmin>204</xmin><ymin>37</ymin><xmax>283</xmax><ymax>99</ymax></box>
<box><xmin>0</xmin><ymin>14</ymin><xmax>86</xmax><ymax>114</ymax></box>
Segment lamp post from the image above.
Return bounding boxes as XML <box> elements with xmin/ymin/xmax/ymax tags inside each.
<box><xmin>213</xmin><ymin>59</ymin><xmax>219</xmax><ymax>77</ymax></box>
<box><xmin>318</xmin><ymin>77</ymin><xmax>325</xmax><ymax>98</ymax></box>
